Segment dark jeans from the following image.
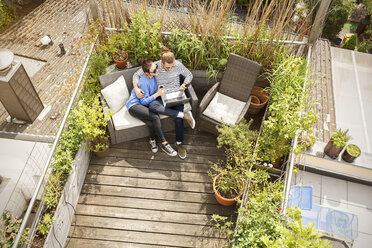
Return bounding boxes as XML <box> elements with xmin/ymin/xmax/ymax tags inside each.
<box><xmin>149</xmin><ymin>99</ymin><xmax>184</xmax><ymax>143</ymax></box>
<box><xmin>128</xmin><ymin>104</ymin><xmax>166</xmax><ymax>142</ymax></box>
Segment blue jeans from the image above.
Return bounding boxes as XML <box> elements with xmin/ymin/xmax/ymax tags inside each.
<box><xmin>149</xmin><ymin>99</ymin><xmax>184</xmax><ymax>143</ymax></box>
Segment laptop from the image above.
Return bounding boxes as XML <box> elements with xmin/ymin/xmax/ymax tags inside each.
<box><xmin>160</xmin><ymin>87</ymin><xmax>190</xmax><ymax>107</ymax></box>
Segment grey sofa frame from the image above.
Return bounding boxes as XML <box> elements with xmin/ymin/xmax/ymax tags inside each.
<box><xmin>99</xmin><ymin>65</ymin><xmax>198</xmax><ymax>145</ymax></box>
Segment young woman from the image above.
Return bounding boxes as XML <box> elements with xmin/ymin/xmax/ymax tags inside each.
<box><xmin>126</xmin><ymin>59</ymin><xmax>177</xmax><ymax>156</ymax></box>
<box><xmin>132</xmin><ymin>47</ymin><xmax>195</xmax><ymax>160</ymax></box>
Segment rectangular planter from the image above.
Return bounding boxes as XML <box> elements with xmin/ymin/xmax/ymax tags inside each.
<box><xmin>43</xmin><ymin>142</ymin><xmax>91</xmax><ymax>247</ymax></box>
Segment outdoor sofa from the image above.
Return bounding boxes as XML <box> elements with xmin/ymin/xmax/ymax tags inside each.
<box><xmin>98</xmin><ymin>65</ymin><xmax>198</xmax><ymax>145</ymax></box>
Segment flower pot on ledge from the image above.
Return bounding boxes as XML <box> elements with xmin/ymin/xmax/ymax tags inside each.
<box><xmin>113</xmin><ymin>51</ymin><xmax>128</xmax><ymax>69</ymax></box>
<box><xmin>342</xmin><ymin>144</ymin><xmax>361</xmax><ymax>163</ymax></box>
<box><xmin>324</xmin><ymin>139</ymin><xmax>344</xmax><ymax>159</ymax></box>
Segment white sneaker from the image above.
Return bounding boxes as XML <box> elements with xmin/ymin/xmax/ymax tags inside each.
<box><xmin>149</xmin><ymin>139</ymin><xmax>158</xmax><ymax>153</ymax></box>
<box><xmin>184</xmin><ymin>111</ymin><xmax>195</xmax><ymax>129</ymax></box>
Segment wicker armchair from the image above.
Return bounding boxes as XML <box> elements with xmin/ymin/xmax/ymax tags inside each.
<box><xmin>197</xmin><ymin>54</ymin><xmax>261</xmax><ymax>135</ymax></box>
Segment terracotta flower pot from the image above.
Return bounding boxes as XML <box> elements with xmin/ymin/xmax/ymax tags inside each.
<box><xmin>213</xmin><ymin>173</ymin><xmax>244</xmax><ymax>206</ymax></box>
<box><xmin>112</xmin><ymin>51</ymin><xmax>128</xmax><ymax>69</ymax></box>
<box><xmin>324</xmin><ymin>139</ymin><xmax>344</xmax><ymax>159</ymax></box>
<box><xmin>94</xmin><ymin>147</ymin><xmax>109</xmax><ymax>157</ymax></box>
<box><xmin>248</xmin><ymin>86</ymin><xmax>269</xmax><ymax>115</ymax></box>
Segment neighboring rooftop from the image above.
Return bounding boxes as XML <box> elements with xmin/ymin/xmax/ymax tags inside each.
<box><xmin>0</xmin><ymin>0</ymin><xmax>88</xmax><ymax>142</ymax></box>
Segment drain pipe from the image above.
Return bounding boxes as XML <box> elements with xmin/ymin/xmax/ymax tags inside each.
<box><xmin>12</xmin><ymin>41</ymin><xmax>96</xmax><ymax>248</ymax></box>
<box><xmin>281</xmin><ymin>44</ymin><xmax>313</xmax><ymax>215</ymax></box>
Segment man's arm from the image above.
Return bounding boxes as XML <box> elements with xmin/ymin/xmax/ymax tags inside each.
<box><xmin>177</xmin><ymin>61</ymin><xmax>193</xmax><ymax>91</ymax></box>
<box><xmin>133</xmin><ymin>68</ymin><xmax>145</xmax><ymax>98</ymax></box>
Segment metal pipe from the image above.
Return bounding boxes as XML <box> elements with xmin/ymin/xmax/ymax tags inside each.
<box><xmin>281</xmin><ymin>44</ymin><xmax>313</xmax><ymax>215</ymax></box>
<box><xmin>12</xmin><ymin>41</ymin><xmax>96</xmax><ymax>247</ymax></box>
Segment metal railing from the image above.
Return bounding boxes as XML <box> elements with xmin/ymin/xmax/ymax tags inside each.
<box><xmin>12</xmin><ymin>41</ymin><xmax>96</xmax><ymax>247</ymax></box>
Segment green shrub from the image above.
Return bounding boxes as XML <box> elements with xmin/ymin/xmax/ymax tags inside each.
<box><xmin>37</xmin><ymin>214</ymin><xmax>54</xmax><ymax>237</ymax></box>
<box><xmin>345</xmin><ymin>34</ymin><xmax>357</xmax><ymax>50</ymax></box>
<box><xmin>258</xmin><ymin>55</ymin><xmax>317</xmax><ymax>163</ymax></box>
<box><xmin>358</xmin><ymin>40</ymin><xmax>372</xmax><ymax>52</ymax></box>
<box><xmin>217</xmin><ymin>119</ymin><xmax>258</xmax><ymax>156</ymax></box>
<box><xmin>322</xmin><ymin>0</ymin><xmax>350</xmax><ymax>40</ymax></box>
<box><xmin>0</xmin><ymin>210</ymin><xmax>29</xmax><ymax>247</ymax></box>
<box><xmin>126</xmin><ymin>10</ymin><xmax>163</xmax><ymax>65</ymax></box>
<box><xmin>0</xmin><ymin>1</ymin><xmax>17</xmax><ymax>30</ymax></box>
<box><xmin>331</xmin><ymin>128</ymin><xmax>351</xmax><ymax>148</ymax></box>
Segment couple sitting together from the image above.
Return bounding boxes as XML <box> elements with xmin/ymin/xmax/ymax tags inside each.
<box><xmin>126</xmin><ymin>47</ymin><xmax>195</xmax><ymax>159</ymax></box>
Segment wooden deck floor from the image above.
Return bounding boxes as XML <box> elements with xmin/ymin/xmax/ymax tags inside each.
<box><xmin>67</xmin><ymin>129</ymin><xmax>236</xmax><ymax>248</ymax></box>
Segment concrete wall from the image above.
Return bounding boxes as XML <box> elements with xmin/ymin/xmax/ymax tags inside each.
<box><xmin>44</xmin><ymin>143</ymin><xmax>91</xmax><ymax>248</ymax></box>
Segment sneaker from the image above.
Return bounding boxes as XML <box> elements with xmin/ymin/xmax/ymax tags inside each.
<box><xmin>149</xmin><ymin>139</ymin><xmax>158</xmax><ymax>153</ymax></box>
<box><xmin>184</xmin><ymin>111</ymin><xmax>195</xmax><ymax>129</ymax></box>
<box><xmin>175</xmin><ymin>143</ymin><xmax>187</xmax><ymax>159</ymax></box>
<box><xmin>162</xmin><ymin>143</ymin><xmax>177</xmax><ymax>156</ymax></box>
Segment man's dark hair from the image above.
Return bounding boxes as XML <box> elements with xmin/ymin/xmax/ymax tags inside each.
<box><xmin>141</xmin><ymin>59</ymin><xmax>153</xmax><ymax>73</ymax></box>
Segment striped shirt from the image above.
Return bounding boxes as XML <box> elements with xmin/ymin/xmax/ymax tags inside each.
<box><xmin>133</xmin><ymin>60</ymin><xmax>193</xmax><ymax>93</ymax></box>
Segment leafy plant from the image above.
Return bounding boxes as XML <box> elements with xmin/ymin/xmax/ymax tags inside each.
<box><xmin>331</xmin><ymin>128</ymin><xmax>350</xmax><ymax>148</ymax></box>
<box><xmin>0</xmin><ymin>210</ymin><xmax>30</xmax><ymax>247</ymax></box>
<box><xmin>126</xmin><ymin>10</ymin><xmax>163</xmax><ymax>65</ymax></box>
<box><xmin>345</xmin><ymin>34</ymin><xmax>357</xmax><ymax>50</ymax></box>
<box><xmin>262</xmin><ymin>208</ymin><xmax>331</xmax><ymax>248</ymax></box>
<box><xmin>322</xmin><ymin>0</ymin><xmax>351</xmax><ymax>40</ymax></box>
<box><xmin>346</xmin><ymin>144</ymin><xmax>361</xmax><ymax>157</ymax></box>
<box><xmin>258</xmin><ymin>55</ymin><xmax>317</xmax><ymax>163</ymax></box>
<box><xmin>0</xmin><ymin>1</ymin><xmax>17</xmax><ymax>30</ymax></box>
<box><xmin>217</xmin><ymin>119</ymin><xmax>258</xmax><ymax>156</ymax></box>
<box><xmin>43</xmin><ymin>172</ymin><xmax>62</xmax><ymax>210</ymax></box>
<box><xmin>37</xmin><ymin>214</ymin><xmax>54</xmax><ymax>237</ymax></box>
<box><xmin>74</xmin><ymin>95</ymin><xmax>113</xmax><ymax>152</ymax></box>
<box><xmin>358</xmin><ymin>40</ymin><xmax>372</xmax><ymax>53</ymax></box>
<box><xmin>210</xmin><ymin>164</ymin><xmax>246</xmax><ymax>199</ymax></box>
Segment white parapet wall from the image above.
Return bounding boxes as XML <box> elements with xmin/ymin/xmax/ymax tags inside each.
<box><xmin>44</xmin><ymin>142</ymin><xmax>91</xmax><ymax>247</ymax></box>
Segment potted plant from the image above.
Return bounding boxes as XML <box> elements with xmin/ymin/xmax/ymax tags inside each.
<box><xmin>342</xmin><ymin>144</ymin><xmax>361</xmax><ymax>163</ymax></box>
<box><xmin>248</xmin><ymin>86</ymin><xmax>269</xmax><ymax>115</ymax></box>
<box><xmin>324</xmin><ymin>129</ymin><xmax>351</xmax><ymax>159</ymax></box>
<box><xmin>74</xmin><ymin>95</ymin><xmax>113</xmax><ymax>157</ymax></box>
<box><xmin>112</xmin><ymin>50</ymin><xmax>128</xmax><ymax>69</ymax></box>
<box><xmin>103</xmin><ymin>32</ymin><xmax>129</xmax><ymax>69</ymax></box>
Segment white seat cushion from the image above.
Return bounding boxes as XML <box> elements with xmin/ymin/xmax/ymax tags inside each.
<box><xmin>184</xmin><ymin>102</ymin><xmax>192</xmax><ymax>112</ymax></box>
<box><xmin>113</xmin><ymin>105</ymin><xmax>168</xmax><ymax>130</ymax></box>
<box><xmin>202</xmin><ymin>92</ymin><xmax>245</xmax><ymax>125</ymax></box>
<box><xmin>101</xmin><ymin>75</ymin><xmax>129</xmax><ymax>113</ymax></box>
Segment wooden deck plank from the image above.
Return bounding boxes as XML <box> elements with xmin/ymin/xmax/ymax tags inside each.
<box><xmin>87</xmin><ymin>164</ymin><xmax>211</xmax><ymax>183</ymax></box>
<box><xmin>90</xmin><ymin>157</ymin><xmax>214</xmax><ymax>173</ymax></box>
<box><xmin>104</xmin><ymin>148</ymin><xmax>223</xmax><ymax>165</ymax></box>
<box><xmin>76</xmin><ymin>205</ymin><xmax>215</xmax><ymax>226</ymax></box>
<box><xmin>78</xmin><ymin>194</ymin><xmax>234</xmax><ymax>216</ymax></box>
<box><xmin>81</xmin><ymin>184</ymin><xmax>217</xmax><ymax>204</ymax></box>
<box><xmin>66</xmin><ymin>238</ymin><xmax>166</xmax><ymax>248</ymax></box>
<box><xmin>69</xmin><ymin>226</ymin><xmax>226</xmax><ymax>248</ymax></box>
<box><xmin>84</xmin><ymin>174</ymin><xmax>213</xmax><ymax>193</ymax></box>
<box><xmin>72</xmin><ymin>215</ymin><xmax>226</xmax><ymax>238</ymax></box>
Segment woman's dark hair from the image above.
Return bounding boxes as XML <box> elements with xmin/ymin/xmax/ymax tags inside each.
<box><xmin>141</xmin><ymin>59</ymin><xmax>153</xmax><ymax>73</ymax></box>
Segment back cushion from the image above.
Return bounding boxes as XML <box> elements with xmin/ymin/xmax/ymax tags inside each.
<box><xmin>101</xmin><ymin>76</ymin><xmax>129</xmax><ymax>113</ymax></box>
